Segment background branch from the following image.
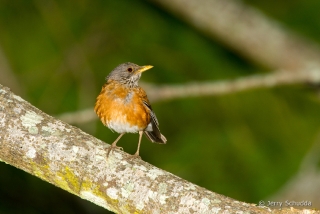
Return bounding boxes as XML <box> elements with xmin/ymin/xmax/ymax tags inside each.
<box><xmin>147</xmin><ymin>0</ymin><xmax>320</xmax><ymax>71</ymax></box>
<box><xmin>58</xmin><ymin>68</ymin><xmax>320</xmax><ymax>125</ymax></box>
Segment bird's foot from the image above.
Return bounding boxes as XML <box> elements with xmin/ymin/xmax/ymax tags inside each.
<box><xmin>106</xmin><ymin>144</ymin><xmax>123</xmax><ymax>157</ymax></box>
<box><xmin>125</xmin><ymin>152</ymin><xmax>141</xmax><ymax>160</ymax></box>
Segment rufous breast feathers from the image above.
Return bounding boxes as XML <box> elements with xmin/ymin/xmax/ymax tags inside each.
<box><xmin>94</xmin><ymin>81</ymin><xmax>151</xmax><ymax>133</ymax></box>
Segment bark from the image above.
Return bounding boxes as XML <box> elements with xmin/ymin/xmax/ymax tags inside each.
<box><xmin>0</xmin><ymin>84</ymin><xmax>316</xmax><ymax>213</ymax></box>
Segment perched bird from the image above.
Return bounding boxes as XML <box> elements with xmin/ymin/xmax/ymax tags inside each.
<box><xmin>94</xmin><ymin>62</ymin><xmax>167</xmax><ymax>158</ymax></box>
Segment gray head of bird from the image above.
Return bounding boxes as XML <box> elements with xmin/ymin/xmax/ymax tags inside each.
<box><xmin>106</xmin><ymin>62</ymin><xmax>153</xmax><ymax>87</ymax></box>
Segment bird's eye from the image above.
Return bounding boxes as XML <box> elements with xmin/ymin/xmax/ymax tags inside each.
<box><xmin>127</xmin><ymin>67</ymin><xmax>133</xmax><ymax>72</ymax></box>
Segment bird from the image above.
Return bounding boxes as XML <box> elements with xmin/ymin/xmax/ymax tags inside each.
<box><xmin>94</xmin><ymin>62</ymin><xmax>167</xmax><ymax>158</ymax></box>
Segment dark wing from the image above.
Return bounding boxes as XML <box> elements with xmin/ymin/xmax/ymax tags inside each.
<box><xmin>142</xmin><ymin>100</ymin><xmax>167</xmax><ymax>144</ymax></box>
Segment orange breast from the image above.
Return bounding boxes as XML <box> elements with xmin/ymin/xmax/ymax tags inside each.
<box><xmin>94</xmin><ymin>81</ymin><xmax>151</xmax><ymax>133</ymax></box>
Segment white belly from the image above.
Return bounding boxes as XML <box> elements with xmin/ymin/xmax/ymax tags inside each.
<box><xmin>106</xmin><ymin>115</ymin><xmax>152</xmax><ymax>133</ymax></box>
<box><xmin>106</xmin><ymin>118</ymin><xmax>140</xmax><ymax>133</ymax></box>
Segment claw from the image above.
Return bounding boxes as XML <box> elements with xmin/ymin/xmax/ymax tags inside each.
<box><xmin>106</xmin><ymin>145</ymin><xmax>123</xmax><ymax>157</ymax></box>
<box><xmin>105</xmin><ymin>133</ymin><xmax>125</xmax><ymax>158</ymax></box>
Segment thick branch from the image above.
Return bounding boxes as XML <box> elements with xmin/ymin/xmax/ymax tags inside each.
<box><xmin>0</xmin><ymin>84</ymin><xmax>314</xmax><ymax>213</ymax></box>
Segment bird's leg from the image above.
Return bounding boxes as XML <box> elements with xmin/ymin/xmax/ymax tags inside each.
<box><xmin>126</xmin><ymin>131</ymin><xmax>143</xmax><ymax>160</ymax></box>
<box><xmin>134</xmin><ymin>131</ymin><xmax>143</xmax><ymax>157</ymax></box>
<box><xmin>106</xmin><ymin>133</ymin><xmax>124</xmax><ymax>157</ymax></box>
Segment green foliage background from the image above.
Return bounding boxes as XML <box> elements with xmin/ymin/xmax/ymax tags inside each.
<box><xmin>1</xmin><ymin>0</ymin><xmax>320</xmax><ymax>213</ymax></box>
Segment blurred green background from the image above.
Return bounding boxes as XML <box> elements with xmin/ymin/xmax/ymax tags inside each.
<box><xmin>1</xmin><ymin>0</ymin><xmax>320</xmax><ymax>213</ymax></box>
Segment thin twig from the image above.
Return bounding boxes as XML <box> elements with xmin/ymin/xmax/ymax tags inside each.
<box><xmin>57</xmin><ymin>69</ymin><xmax>320</xmax><ymax>124</ymax></box>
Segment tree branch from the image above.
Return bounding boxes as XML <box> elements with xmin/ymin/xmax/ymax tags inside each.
<box><xmin>147</xmin><ymin>0</ymin><xmax>320</xmax><ymax>71</ymax></box>
<box><xmin>58</xmin><ymin>68</ymin><xmax>320</xmax><ymax>125</ymax></box>
<box><xmin>1</xmin><ymin>84</ymin><xmax>315</xmax><ymax>213</ymax></box>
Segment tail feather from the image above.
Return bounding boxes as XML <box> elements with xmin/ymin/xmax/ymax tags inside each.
<box><xmin>141</xmin><ymin>100</ymin><xmax>167</xmax><ymax>144</ymax></box>
<box><xmin>144</xmin><ymin>131</ymin><xmax>167</xmax><ymax>144</ymax></box>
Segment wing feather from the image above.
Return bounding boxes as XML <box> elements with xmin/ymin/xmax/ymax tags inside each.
<box><xmin>141</xmin><ymin>98</ymin><xmax>166</xmax><ymax>144</ymax></box>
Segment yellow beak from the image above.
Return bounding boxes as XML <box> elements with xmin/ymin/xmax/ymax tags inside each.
<box><xmin>135</xmin><ymin>65</ymin><xmax>153</xmax><ymax>74</ymax></box>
